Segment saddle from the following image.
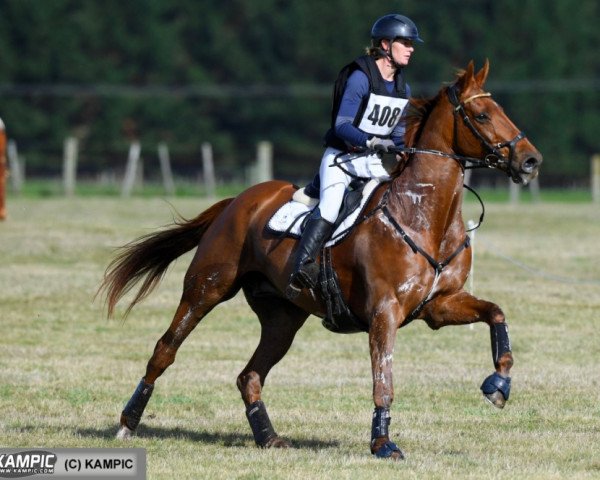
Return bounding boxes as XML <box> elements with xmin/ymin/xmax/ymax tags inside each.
<box><xmin>267</xmin><ymin>179</ymin><xmax>385</xmax><ymax>334</ymax></box>
<box><xmin>266</xmin><ymin>179</ymin><xmax>381</xmax><ymax>246</ymax></box>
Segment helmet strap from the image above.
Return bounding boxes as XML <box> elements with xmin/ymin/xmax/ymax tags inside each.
<box><xmin>384</xmin><ymin>46</ymin><xmax>402</xmax><ymax>70</ymax></box>
<box><xmin>378</xmin><ymin>41</ymin><xmax>401</xmax><ymax>70</ymax></box>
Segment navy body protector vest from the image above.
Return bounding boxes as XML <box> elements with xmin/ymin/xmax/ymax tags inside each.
<box><xmin>324</xmin><ymin>55</ymin><xmax>408</xmax><ymax>151</ymax></box>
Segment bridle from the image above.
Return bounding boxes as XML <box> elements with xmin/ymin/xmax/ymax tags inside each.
<box><xmin>332</xmin><ymin>82</ymin><xmax>530</xmax><ymax>322</ymax></box>
<box><xmin>332</xmin><ymin>82</ymin><xmax>529</xmax><ymax>180</ymax></box>
<box><xmin>446</xmin><ymin>83</ymin><xmax>527</xmax><ymax>179</ymax></box>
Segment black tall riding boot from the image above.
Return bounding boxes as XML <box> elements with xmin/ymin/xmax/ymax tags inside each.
<box><xmin>286</xmin><ymin>210</ymin><xmax>334</xmax><ymax>299</ymax></box>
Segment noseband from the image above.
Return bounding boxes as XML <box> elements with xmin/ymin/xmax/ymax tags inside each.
<box><xmin>447</xmin><ymin>84</ymin><xmax>527</xmax><ymax>177</ymax></box>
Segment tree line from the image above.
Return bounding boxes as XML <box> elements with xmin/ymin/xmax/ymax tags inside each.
<box><xmin>0</xmin><ymin>0</ymin><xmax>598</xmax><ymax>184</ymax></box>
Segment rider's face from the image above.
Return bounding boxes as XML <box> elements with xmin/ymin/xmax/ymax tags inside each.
<box><xmin>381</xmin><ymin>38</ymin><xmax>415</xmax><ymax>67</ymax></box>
<box><xmin>388</xmin><ymin>38</ymin><xmax>414</xmax><ymax>67</ymax></box>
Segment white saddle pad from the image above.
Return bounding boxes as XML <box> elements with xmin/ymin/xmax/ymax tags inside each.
<box><xmin>267</xmin><ymin>180</ymin><xmax>380</xmax><ymax>247</ymax></box>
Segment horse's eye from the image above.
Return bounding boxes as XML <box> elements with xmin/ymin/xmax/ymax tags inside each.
<box><xmin>475</xmin><ymin>113</ymin><xmax>490</xmax><ymax>123</ymax></box>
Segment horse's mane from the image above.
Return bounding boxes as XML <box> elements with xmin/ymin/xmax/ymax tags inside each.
<box><xmin>408</xmin><ymin>93</ymin><xmax>446</xmax><ymax>148</ymax></box>
<box><xmin>389</xmin><ymin>91</ymin><xmax>444</xmax><ymax>178</ymax></box>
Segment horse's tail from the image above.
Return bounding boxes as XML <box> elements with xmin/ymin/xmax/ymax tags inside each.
<box><xmin>98</xmin><ymin>198</ymin><xmax>234</xmax><ymax>318</ymax></box>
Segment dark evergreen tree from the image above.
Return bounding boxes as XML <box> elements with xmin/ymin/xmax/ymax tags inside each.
<box><xmin>0</xmin><ymin>0</ymin><xmax>597</xmax><ymax>183</ymax></box>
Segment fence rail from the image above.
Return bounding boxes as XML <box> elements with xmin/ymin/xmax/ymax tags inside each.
<box><xmin>4</xmin><ymin>137</ymin><xmax>274</xmax><ymax>199</ymax></box>
<box><xmin>2</xmin><ymin>135</ymin><xmax>598</xmax><ymax>205</ymax></box>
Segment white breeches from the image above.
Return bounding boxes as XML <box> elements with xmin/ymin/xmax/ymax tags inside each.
<box><xmin>318</xmin><ymin>147</ymin><xmax>389</xmax><ymax>224</ymax></box>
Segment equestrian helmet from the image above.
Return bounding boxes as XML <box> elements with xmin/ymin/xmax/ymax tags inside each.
<box><xmin>371</xmin><ymin>14</ymin><xmax>424</xmax><ymax>43</ymax></box>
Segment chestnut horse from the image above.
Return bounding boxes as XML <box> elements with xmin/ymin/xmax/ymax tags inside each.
<box><xmin>100</xmin><ymin>61</ymin><xmax>542</xmax><ymax>459</ymax></box>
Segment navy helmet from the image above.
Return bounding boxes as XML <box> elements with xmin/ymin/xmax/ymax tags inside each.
<box><xmin>371</xmin><ymin>14</ymin><xmax>424</xmax><ymax>43</ymax></box>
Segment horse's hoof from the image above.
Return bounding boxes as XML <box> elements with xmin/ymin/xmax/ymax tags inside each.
<box><xmin>372</xmin><ymin>440</ymin><xmax>405</xmax><ymax>460</ymax></box>
<box><xmin>480</xmin><ymin>372</ymin><xmax>511</xmax><ymax>409</ymax></box>
<box><xmin>380</xmin><ymin>449</ymin><xmax>405</xmax><ymax>461</ymax></box>
<box><xmin>389</xmin><ymin>450</ymin><xmax>405</xmax><ymax>461</ymax></box>
<box><xmin>483</xmin><ymin>390</ymin><xmax>506</xmax><ymax>409</ymax></box>
<box><xmin>263</xmin><ymin>436</ymin><xmax>292</xmax><ymax>449</ymax></box>
<box><xmin>116</xmin><ymin>425</ymin><xmax>134</xmax><ymax>440</ymax></box>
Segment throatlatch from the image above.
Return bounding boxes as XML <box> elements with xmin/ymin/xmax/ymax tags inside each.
<box><xmin>121</xmin><ymin>378</ymin><xmax>154</xmax><ymax>430</ymax></box>
<box><xmin>246</xmin><ymin>400</ymin><xmax>277</xmax><ymax>447</ymax></box>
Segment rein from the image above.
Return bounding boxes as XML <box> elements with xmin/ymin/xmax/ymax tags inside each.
<box><xmin>329</xmin><ymin>151</ymin><xmax>372</xmax><ymax>181</ymax></box>
<box><xmin>387</xmin><ymin>85</ymin><xmax>528</xmax><ymax>177</ymax></box>
<box><xmin>446</xmin><ymin>84</ymin><xmax>527</xmax><ymax>177</ymax></box>
<box><xmin>324</xmin><ymin>82</ymin><xmax>522</xmax><ymax>318</ymax></box>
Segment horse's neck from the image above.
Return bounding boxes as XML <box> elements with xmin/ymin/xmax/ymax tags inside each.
<box><xmin>390</xmin><ymin>114</ymin><xmax>464</xmax><ymax>237</ymax></box>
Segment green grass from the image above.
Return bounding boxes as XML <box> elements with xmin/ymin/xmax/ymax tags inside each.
<box><xmin>12</xmin><ymin>179</ymin><xmax>249</xmax><ymax>199</ymax></box>
<box><xmin>1</xmin><ymin>196</ymin><xmax>599</xmax><ymax>479</ymax></box>
<box><xmin>464</xmin><ymin>187</ymin><xmax>594</xmax><ymax>204</ymax></box>
<box><xmin>10</xmin><ymin>179</ymin><xmax>596</xmax><ymax>203</ymax></box>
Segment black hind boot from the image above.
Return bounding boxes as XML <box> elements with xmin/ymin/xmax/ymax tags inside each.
<box><xmin>286</xmin><ymin>209</ymin><xmax>333</xmax><ymax>299</ymax></box>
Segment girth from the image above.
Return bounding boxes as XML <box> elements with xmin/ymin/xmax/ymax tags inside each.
<box><xmin>318</xmin><ymin>247</ymin><xmax>368</xmax><ymax>334</ymax></box>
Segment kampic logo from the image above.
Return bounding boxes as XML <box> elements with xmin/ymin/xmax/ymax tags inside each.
<box><xmin>0</xmin><ymin>451</ymin><xmax>56</xmax><ymax>478</ymax></box>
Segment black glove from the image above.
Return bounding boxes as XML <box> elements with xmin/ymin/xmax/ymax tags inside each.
<box><xmin>366</xmin><ymin>136</ymin><xmax>395</xmax><ymax>153</ymax></box>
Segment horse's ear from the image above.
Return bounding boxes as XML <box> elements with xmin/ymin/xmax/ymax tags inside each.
<box><xmin>475</xmin><ymin>59</ymin><xmax>490</xmax><ymax>87</ymax></box>
<box><xmin>465</xmin><ymin>61</ymin><xmax>475</xmax><ymax>81</ymax></box>
<box><xmin>455</xmin><ymin>60</ymin><xmax>475</xmax><ymax>93</ymax></box>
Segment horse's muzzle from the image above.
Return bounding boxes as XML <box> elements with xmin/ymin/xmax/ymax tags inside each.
<box><xmin>515</xmin><ymin>152</ymin><xmax>543</xmax><ymax>184</ymax></box>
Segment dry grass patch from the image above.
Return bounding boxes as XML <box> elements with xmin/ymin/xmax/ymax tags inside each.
<box><xmin>1</xmin><ymin>197</ymin><xmax>599</xmax><ymax>478</ymax></box>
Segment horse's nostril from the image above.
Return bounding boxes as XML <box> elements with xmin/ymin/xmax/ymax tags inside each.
<box><xmin>522</xmin><ymin>157</ymin><xmax>539</xmax><ymax>173</ymax></box>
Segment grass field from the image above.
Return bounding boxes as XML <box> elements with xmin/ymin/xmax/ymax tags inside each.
<box><xmin>1</xmin><ymin>195</ymin><xmax>599</xmax><ymax>479</ymax></box>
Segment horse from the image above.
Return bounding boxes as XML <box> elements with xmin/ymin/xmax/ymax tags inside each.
<box><xmin>99</xmin><ymin>60</ymin><xmax>542</xmax><ymax>460</ymax></box>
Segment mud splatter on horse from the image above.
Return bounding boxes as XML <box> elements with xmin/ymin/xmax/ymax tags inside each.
<box><xmin>100</xmin><ymin>61</ymin><xmax>541</xmax><ymax>459</ymax></box>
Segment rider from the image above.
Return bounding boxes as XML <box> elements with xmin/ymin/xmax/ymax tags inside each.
<box><xmin>287</xmin><ymin>13</ymin><xmax>423</xmax><ymax>297</ymax></box>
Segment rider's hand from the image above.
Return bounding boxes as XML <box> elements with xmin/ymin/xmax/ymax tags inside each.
<box><xmin>366</xmin><ymin>136</ymin><xmax>395</xmax><ymax>153</ymax></box>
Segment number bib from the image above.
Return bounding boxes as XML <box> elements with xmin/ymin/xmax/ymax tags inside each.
<box><xmin>356</xmin><ymin>93</ymin><xmax>409</xmax><ymax>136</ymax></box>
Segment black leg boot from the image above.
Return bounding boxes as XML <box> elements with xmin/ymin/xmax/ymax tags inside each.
<box><xmin>286</xmin><ymin>210</ymin><xmax>334</xmax><ymax>299</ymax></box>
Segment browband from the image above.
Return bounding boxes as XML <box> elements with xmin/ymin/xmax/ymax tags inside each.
<box><xmin>456</xmin><ymin>92</ymin><xmax>492</xmax><ymax>110</ymax></box>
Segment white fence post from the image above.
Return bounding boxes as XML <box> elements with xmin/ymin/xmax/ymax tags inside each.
<box><xmin>511</xmin><ymin>176</ymin><xmax>540</xmax><ymax>204</ymax></box>
<box><xmin>63</xmin><ymin>137</ymin><xmax>78</xmax><ymax>196</ymax></box>
<box><xmin>592</xmin><ymin>154</ymin><xmax>600</xmax><ymax>204</ymax></box>
<box><xmin>0</xmin><ymin>118</ymin><xmax>6</xmax><ymax>219</ymax></box>
<box><xmin>256</xmin><ymin>141</ymin><xmax>273</xmax><ymax>183</ymax></box>
<box><xmin>463</xmin><ymin>163</ymin><xmax>472</xmax><ymax>186</ymax></box>
<box><xmin>157</xmin><ymin>142</ymin><xmax>176</xmax><ymax>196</ymax></box>
<box><xmin>467</xmin><ymin>219</ymin><xmax>477</xmax><ymax>295</ymax></box>
<box><xmin>121</xmin><ymin>141</ymin><xmax>141</xmax><ymax>197</ymax></box>
<box><xmin>7</xmin><ymin>140</ymin><xmax>24</xmax><ymax>194</ymax></box>
<box><xmin>509</xmin><ymin>180</ymin><xmax>520</xmax><ymax>205</ymax></box>
<box><xmin>467</xmin><ymin>219</ymin><xmax>477</xmax><ymax>330</ymax></box>
<box><xmin>529</xmin><ymin>176</ymin><xmax>540</xmax><ymax>203</ymax></box>
<box><xmin>201</xmin><ymin>142</ymin><xmax>216</xmax><ymax>199</ymax></box>
<box><xmin>248</xmin><ymin>141</ymin><xmax>273</xmax><ymax>185</ymax></box>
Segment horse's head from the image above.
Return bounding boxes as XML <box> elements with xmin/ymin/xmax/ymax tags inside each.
<box><xmin>448</xmin><ymin>60</ymin><xmax>542</xmax><ymax>184</ymax></box>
